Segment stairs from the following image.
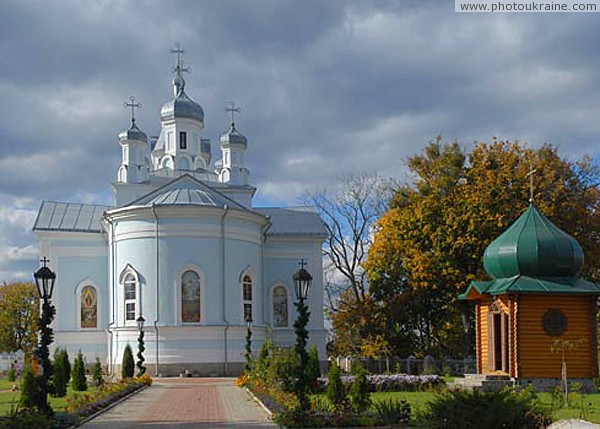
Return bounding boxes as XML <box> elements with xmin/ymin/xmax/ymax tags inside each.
<box><xmin>449</xmin><ymin>373</ymin><xmax>515</xmax><ymax>391</ymax></box>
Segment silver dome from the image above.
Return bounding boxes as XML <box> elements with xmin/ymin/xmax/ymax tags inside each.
<box><xmin>161</xmin><ymin>89</ymin><xmax>204</xmax><ymax>123</ymax></box>
<box><xmin>220</xmin><ymin>123</ymin><xmax>247</xmax><ymax>147</ymax></box>
<box><xmin>119</xmin><ymin>121</ymin><xmax>148</xmax><ymax>142</ymax></box>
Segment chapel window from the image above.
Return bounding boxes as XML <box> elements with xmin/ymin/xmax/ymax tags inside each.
<box><xmin>181</xmin><ymin>270</ymin><xmax>201</xmax><ymax>323</ymax></box>
<box><xmin>179</xmin><ymin>131</ymin><xmax>187</xmax><ymax>150</ymax></box>
<box><xmin>243</xmin><ymin>275</ymin><xmax>252</xmax><ymax>322</ymax></box>
<box><xmin>124</xmin><ymin>274</ymin><xmax>136</xmax><ymax>322</ymax></box>
<box><xmin>81</xmin><ymin>285</ymin><xmax>97</xmax><ymax>328</ymax></box>
<box><xmin>273</xmin><ymin>285</ymin><xmax>288</xmax><ymax>327</ymax></box>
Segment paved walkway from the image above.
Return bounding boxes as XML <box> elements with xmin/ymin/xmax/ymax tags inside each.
<box><xmin>80</xmin><ymin>378</ymin><xmax>279</xmax><ymax>429</ymax></box>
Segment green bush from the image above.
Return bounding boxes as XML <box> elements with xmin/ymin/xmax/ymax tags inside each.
<box><xmin>52</xmin><ymin>348</ymin><xmax>70</xmax><ymax>397</ymax></box>
<box><xmin>71</xmin><ymin>350</ymin><xmax>87</xmax><ymax>391</ymax></box>
<box><xmin>122</xmin><ymin>344</ymin><xmax>134</xmax><ymax>379</ymax></box>
<box><xmin>421</xmin><ymin>387</ymin><xmax>551</xmax><ymax>429</ymax></box>
<box><xmin>0</xmin><ymin>410</ymin><xmax>51</xmax><ymax>429</ymax></box>
<box><xmin>349</xmin><ymin>361</ymin><xmax>371</xmax><ymax>412</ymax></box>
<box><xmin>306</xmin><ymin>345</ymin><xmax>321</xmax><ymax>392</ymax></box>
<box><xmin>7</xmin><ymin>365</ymin><xmax>16</xmax><ymax>382</ymax></box>
<box><xmin>326</xmin><ymin>363</ymin><xmax>347</xmax><ymax>411</ymax></box>
<box><xmin>19</xmin><ymin>366</ymin><xmax>41</xmax><ymax>410</ymax></box>
<box><xmin>92</xmin><ymin>358</ymin><xmax>103</xmax><ymax>387</ymax></box>
<box><xmin>374</xmin><ymin>398</ymin><xmax>411</xmax><ymax>425</ymax></box>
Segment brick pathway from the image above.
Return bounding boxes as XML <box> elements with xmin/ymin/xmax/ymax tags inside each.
<box><xmin>80</xmin><ymin>378</ymin><xmax>278</xmax><ymax>429</ymax></box>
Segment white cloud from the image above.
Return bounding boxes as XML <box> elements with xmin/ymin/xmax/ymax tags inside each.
<box><xmin>0</xmin><ymin>245</ymin><xmax>38</xmax><ymax>262</ymax></box>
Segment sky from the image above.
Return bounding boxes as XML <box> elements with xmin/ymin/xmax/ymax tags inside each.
<box><xmin>0</xmin><ymin>0</ymin><xmax>599</xmax><ymax>281</ymax></box>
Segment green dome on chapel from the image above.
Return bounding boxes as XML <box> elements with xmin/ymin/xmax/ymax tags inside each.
<box><xmin>483</xmin><ymin>204</ymin><xmax>584</xmax><ymax>279</ymax></box>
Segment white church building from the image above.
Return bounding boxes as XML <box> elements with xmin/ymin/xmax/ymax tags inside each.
<box><xmin>32</xmin><ymin>53</ymin><xmax>327</xmax><ymax>376</ymax></box>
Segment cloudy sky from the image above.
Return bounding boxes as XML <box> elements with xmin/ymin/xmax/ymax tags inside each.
<box><xmin>0</xmin><ymin>0</ymin><xmax>599</xmax><ymax>281</ymax></box>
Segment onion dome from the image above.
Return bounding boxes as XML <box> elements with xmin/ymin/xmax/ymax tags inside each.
<box><xmin>220</xmin><ymin>123</ymin><xmax>247</xmax><ymax>147</ymax></box>
<box><xmin>119</xmin><ymin>120</ymin><xmax>148</xmax><ymax>142</ymax></box>
<box><xmin>483</xmin><ymin>204</ymin><xmax>584</xmax><ymax>279</ymax></box>
<box><xmin>160</xmin><ymin>89</ymin><xmax>204</xmax><ymax>123</ymax></box>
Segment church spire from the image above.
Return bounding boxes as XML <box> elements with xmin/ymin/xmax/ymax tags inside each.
<box><xmin>171</xmin><ymin>43</ymin><xmax>190</xmax><ymax>97</ymax></box>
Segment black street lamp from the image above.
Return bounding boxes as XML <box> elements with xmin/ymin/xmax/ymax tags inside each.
<box><xmin>136</xmin><ymin>315</ymin><xmax>146</xmax><ymax>376</ymax></box>
<box><xmin>245</xmin><ymin>314</ymin><xmax>253</xmax><ymax>371</ymax></box>
<box><xmin>33</xmin><ymin>257</ymin><xmax>56</xmax><ymax>414</ymax></box>
<box><xmin>292</xmin><ymin>259</ymin><xmax>312</xmax><ymax>414</ymax></box>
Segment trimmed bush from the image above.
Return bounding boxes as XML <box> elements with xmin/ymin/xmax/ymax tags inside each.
<box><xmin>349</xmin><ymin>361</ymin><xmax>371</xmax><ymax>412</ymax></box>
<box><xmin>92</xmin><ymin>358</ymin><xmax>103</xmax><ymax>387</ymax></box>
<box><xmin>71</xmin><ymin>350</ymin><xmax>87</xmax><ymax>391</ymax></box>
<box><xmin>306</xmin><ymin>345</ymin><xmax>321</xmax><ymax>392</ymax></box>
<box><xmin>325</xmin><ymin>363</ymin><xmax>346</xmax><ymax>411</ymax></box>
<box><xmin>122</xmin><ymin>344</ymin><xmax>134</xmax><ymax>379</ymax></box>
<box><xmin>19</xmin><ymin>366</ymin><xmax>40</xmax><ymax>409</ymax></box>
<box><xmin>52</xmin><ymin>348</ymin><xmax>70</xmax><ymax>397</ymax></box>
<box><xmin>7</xmin><ymin>365</ymin><xmax>16</xmax><ymax>382</ymax></box>
<box><xmin>422</xmin><ymin>387</ymin><xmax>551</xmax><ymax>429</ymax></box>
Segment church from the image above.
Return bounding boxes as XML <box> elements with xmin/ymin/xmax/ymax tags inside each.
<box><xmin>32</xmin><ymin>51</ymin><xmax>328</xmax><ymax>376</ymax></box>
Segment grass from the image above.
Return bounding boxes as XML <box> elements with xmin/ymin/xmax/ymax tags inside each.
<box><xmin>0</xmin><ymin>378</ymin><xmax>96</xmax><ymax>415</ymax></box>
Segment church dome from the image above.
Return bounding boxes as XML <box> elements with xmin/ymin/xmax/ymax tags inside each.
<box><xmin>483</xmin><ymin>204</ymin><xmax>584</xmax><ymax>279</ymax></box>
<box><xmin>160</xmin><ymin>89</ymin><xmax>204</xmax><ymax>123</ymax></box>
<box><xmin>118</xmin><ymin>121</ymin><xmax>147</xmax><ymax>142</ymax></box>
<box><xmin>220</xmin><ymin>123</ymin><xmax>247</xmax><ymax>147</ymax></box>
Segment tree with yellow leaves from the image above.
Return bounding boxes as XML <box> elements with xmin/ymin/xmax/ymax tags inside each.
<box><xmin>0</xmin><ymin>282</ymin><xmax>39</xmax><ymax>356</ymax></box>
<box><xmin>365</xmin><ymin>138</ymin><xmax>600</xmax><ymax>358</ymax></box>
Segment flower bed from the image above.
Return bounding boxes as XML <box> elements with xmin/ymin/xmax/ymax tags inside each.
<box><xmin>317</xmin><ymin>373</ymin><xmax>444</xmax><ymax>392</ymax></box>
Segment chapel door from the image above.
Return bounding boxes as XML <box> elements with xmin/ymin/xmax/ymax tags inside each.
<box><xmin>488</xmin><ymin>302</ymin><xmax>508</xmax><ymax>373</ymax></box>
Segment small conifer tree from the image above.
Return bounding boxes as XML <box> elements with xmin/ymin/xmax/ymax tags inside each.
<box><xmin>306</xmin><ymin>345</ymin><xmax>321</xmax><ymax>393</ymax></box>
<box><xmin>91</xmin><ymin>358</ymin><xmax>103</xmax><ymax>387</ymax></box>
<box><xmin>7</xmin><ymin>365</ymin><xmax>16</xmax><ymax>382</ymax></box>
<box><xmin>71</xmin><ymin>350</ymin><xmax>87</xmax><ymax>391</ymax></box>
<box><xmin>349</xmin><ymin>361</ymin><xmax>371</xmax><ymax>412</ymax></box>
<box><xmin>122</xmin><ymin>344</ymin><xmax>134</xmax><ymax>379</ymax></box>
<box><xmin>326</xmin><ymin>362</ymin><xmax>346</xmax><ymax>411</ymax></box>
<box><xmin>20</xmin><ymin>366</ymin><xmax>40</xmax><ymax>409</ymax></box>
<box><xmin>52</xmin><ymin>348</ymin><xmax>71</xmax><ymax>397</ymax></box>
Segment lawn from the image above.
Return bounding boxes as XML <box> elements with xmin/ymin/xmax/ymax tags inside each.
<box><xmin>0</xmin><ymin>381</ymin><xmax>95</xmax><ymax>415</ymax></box>
<box><xmin>369</xmin><ymin>390</ymin><xmax>600</xmax><ymax>425</ymax></box>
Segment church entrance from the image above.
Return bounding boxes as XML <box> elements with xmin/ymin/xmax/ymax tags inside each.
<box><xmin>488</xmin><ymin>302</ymin><xmax>508</xmax><ymax>373</ymax></box>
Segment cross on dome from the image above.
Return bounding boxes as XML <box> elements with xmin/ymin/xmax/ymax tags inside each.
<box><xmin>171</xmin><ymin>43</ymin><xmax>190</xmax><ymax>96</ymax></box>
<box><xmin>123</xmin><ymin>96</ymin><xmax>141</xmax><ymax>124</ymax></box>
<box><xmin>525</xmin><ymin>163</ymin><xmax>537</xmax><ymax>203</ymax></box>
<box><xmin>226</xmin><ymin>101</ymin><xmax>241</xmax><ymax>126</ymax></box>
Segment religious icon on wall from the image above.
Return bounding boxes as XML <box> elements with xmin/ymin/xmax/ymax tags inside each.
<box><xmin>81</xmin><ymin>285</ymin><xmax>97</xmax><ymax>328</ymax></box>
<box><xmin>181</xmin><ymin>270</ymin><xmax>201</xmax><ymax>322</ymax></box>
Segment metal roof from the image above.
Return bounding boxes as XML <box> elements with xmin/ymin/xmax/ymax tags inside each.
<box><xmin>256</xmin><ymin>207</ymin><xmax>328</xmax><ymax>237</ymax></box>
<box><xmin>459</xmin><ymin>276</ymin><xmax>600</xmax><ymax>299</ymax></box>
<box><xmin>33</xmin><ymin>202</ymin><xmax>111</xmax><ymax>233</ymax></box>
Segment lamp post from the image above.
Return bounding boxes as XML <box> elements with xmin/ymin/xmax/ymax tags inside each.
<box><xmin>136</xmin><ymin>315</ymin><xmax>146</xmax><ymax>376</ymax></box>
<box><xmin>33</xmin><ymin>257</ymin><xmax>56</xmax><ymax>414</ymax></box>
<box><xmin>292</xmin><ymin>259</ymin><xmax>312</xmax><ymax>413</ymax></box>
<box><xmin>245</xmin><ymin>314</ymin><xmax>253</xmax><ymax>371</ymax></box>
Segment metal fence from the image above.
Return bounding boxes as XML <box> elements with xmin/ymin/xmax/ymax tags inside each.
<box><xmin>335</xmin><ymin>355</ymin><xmax>476</xmax><ymax>376</ymax></box>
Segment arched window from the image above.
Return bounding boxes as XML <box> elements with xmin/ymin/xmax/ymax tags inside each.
<box><xmin>273</xmin><ymin>285</ymin><xmax>288</xmax><ymax>327</ymax></box>
<box><xmin>80</xmin><ymin>286</ymin><xmax>97</xmax><ymax>328</ymax></box>
<box><xmin>124</xmin><ymin>274</ymin><xmax>137</xmax><ymax>322</ymax></box>
<box><xmin>242</xmin><ymin>275</ymin><xmax>252</xmax><ymax>322</ymax></box>
<box><xmin>181</xmin><ymin>270</ymin><xmax>201</xmax><ymax>323</ymax></box>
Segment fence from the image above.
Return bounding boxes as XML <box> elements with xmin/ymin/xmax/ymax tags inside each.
<box><xmin>335</xmin><ymin>355</ymin><xmax>476</xmax><ymax>376</ymax></box>
<box><xmin>0</xmin><ymin>350</ymin><xmax>24</xmax><ymax>373</ymax></box>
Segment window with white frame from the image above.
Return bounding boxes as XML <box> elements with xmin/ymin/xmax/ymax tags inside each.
<box><xmin>242</xmin><ymin>275</ymin><xmax>252</xmax><ymax>322</ymax></box>
<box><xmin>124</xmin><ymin>274</ymin><xmax>137</xmax><ymax>322</ymax></box>
<box><xmin>273</xmin><ymin>285</ymin><xmax>288</xmax><ymax>327</ymax></box>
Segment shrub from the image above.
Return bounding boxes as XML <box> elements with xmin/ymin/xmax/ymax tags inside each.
<box><xmin>318</xmin><ymin>373</ymin><xmax>444</xmax><ymax>392</ymax></box>
<box><xmin>135</xmin><ymin>373</ymin><xmax>153</xmax><ymax>386</ymax></box>
<box><xmin>422</xmin><ymin>387</ymin><xmax>551</xmax><ymax>429</ymax></box>
<box><xmin>0</xmin><ymin>410</ymin><xmax>51</xmax><ymax>429</ymax></box>
<box><xmin>349</xmin><ymin>361</ymin><xmax>371</xmax><ymax>412</ymax></box>
<box><xmin>52</xmin><ymin>348</ymin><xmax>70</xmax><ymax>397</ymax></box>
<box><xmin>374</xmin><ymin>398</ymin><xmax>411</xmax><ymax>425</ymax></box>
<box><xmin>306</xmin><ymin>345</ymin><xmax>321</xmax><ymax>393</ymax></box>
<box><xmin>19</xmin><ymin>366</ymin><xmax>40</xmax><ymax>409</ymax></box>
<box><xmin>122</xmin><ymin>344</ymin><xmax>135</xmax><ymax>379</ymax></box>
<box><xmin>7</xmin><ymin>365</ymin><xmax>16</xmax><ymax>382</ymax></box>
<box><xmin>71</xmin><ymin>350</ymin><xmax>87</xmax><ymax>391</ymax></box>
<box><xmin>92</xmin><ymin>358</ymin><xmax>103</xmax><ymax>387</ymax></box>
<box><xmin>326</xmin><ymin>363</ymin><xmax>347</xmax><ymax>411</ymax></box>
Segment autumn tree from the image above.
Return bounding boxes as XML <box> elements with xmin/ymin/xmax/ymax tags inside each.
<box><xmin>304</xmin><ymin>173</ymin><xmax>395</xmax><ymax>356</ymax></box>
<box><xmin>0</xmin><ymin>282</ymin><xmax>39</xmax><ymax>356</ymax></box>
<box><xmin>365</xmin><ymin>138</ymin><xmax>600</xmax><ymax>358</ymax></box>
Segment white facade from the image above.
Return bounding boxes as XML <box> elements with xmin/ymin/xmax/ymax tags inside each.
<box><xmin>33</xmin><ymin>62</ymin><xmax>327</xmax><ymax>376</ymax></box>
